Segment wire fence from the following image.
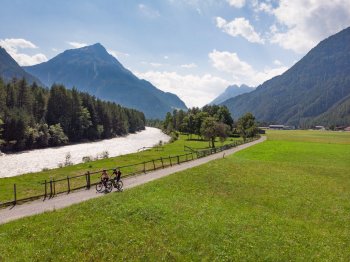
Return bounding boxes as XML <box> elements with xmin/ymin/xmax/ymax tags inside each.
<box><xmin>0</xmin><ymin>136</ymin><xmax>259</xmax><ymax>208</ymax></box>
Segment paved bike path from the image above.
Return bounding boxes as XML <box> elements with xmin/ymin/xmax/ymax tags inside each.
<box><xmin>0</xmin><ymin>136</ymin><xmax>266</xmax><ymax>224</ymax></box>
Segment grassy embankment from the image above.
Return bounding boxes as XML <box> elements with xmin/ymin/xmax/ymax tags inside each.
<box><xmin>0</xmin><ymin>135</ymin><xmax>239</xmax><ymax>203</ymax></box>
<box><xmin>0</xmin><ymin>130</ymin><xmax>349</xmax><ymax>260</ymax></box>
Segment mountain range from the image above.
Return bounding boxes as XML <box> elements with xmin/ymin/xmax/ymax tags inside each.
<box><xmin>1</xmin><ymin>27</ymin><xmax>350</xmax><ymax>126</ymax></box>
<box><xmin>222</xmin><ymin>27</ymin><xmax>350</xmax><ymax>127</ymax></box>
<box><xmin>210</xmin><ymin>84</ymin><xmax>253</xmax><ymax>105</ymax></box>
<box><xmin>23</xmin><ymin>43</ymin><xmax>187</xmax><ymax>119</ymax></box>
<box><xmin>0</xmin><ymin>46</ymin><xmax>43</xmax><ymax>85</ymax></box>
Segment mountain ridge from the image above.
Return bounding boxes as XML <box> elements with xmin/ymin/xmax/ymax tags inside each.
<box><xmin>24</xmin><ymin>43</ymin><xmax>187</xmax><ymax>119</ymax></box>
<box><xmin>222</xmin><ymin>27</ymin><xmax>350</xmax><ymax>127</ymax></box>
<box><xmin>210</xmin><ymin>84</ymin><xmax>253</xmax><ymax>105</ymax></box>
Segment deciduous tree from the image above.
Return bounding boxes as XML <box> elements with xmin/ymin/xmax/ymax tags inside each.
<box><xmin>237</xmin><ymin>112</ymin><xmax>258</xmax><ymax>141</ymax></box>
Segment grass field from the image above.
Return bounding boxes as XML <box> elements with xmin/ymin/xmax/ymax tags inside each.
<box><xmin>0</xmin><ymin>130</ymin><xmax>349</xmax><ymax>261</ymax></box>
<box><xmin>0</xmin><ymin>135</ymin><xmax>239</xmax><ymax>203</ymax></box>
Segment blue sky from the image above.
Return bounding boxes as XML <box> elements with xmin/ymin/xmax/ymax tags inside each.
<box><xmin>1</xmin><ymin>0</ymin><xmax>349</xmax><ymax>107</ymax></box>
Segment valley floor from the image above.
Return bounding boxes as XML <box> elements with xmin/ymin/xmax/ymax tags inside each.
<box><xmin>0</xmin><ymin>130</ymin><xmax>349</xmax><ymax>261</ymax></box>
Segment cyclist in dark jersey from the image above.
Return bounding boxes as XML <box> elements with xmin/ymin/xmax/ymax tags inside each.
<box><xmin>113</xmin><ymin>169</ymin><xmax>122</xmax><ymax>182</ymax></box>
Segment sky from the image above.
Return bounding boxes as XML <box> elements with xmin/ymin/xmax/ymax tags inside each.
<box><xmin>1</xmin><ymin>0</ymin><xmax>350</xmax><ymax>107</ymax></box>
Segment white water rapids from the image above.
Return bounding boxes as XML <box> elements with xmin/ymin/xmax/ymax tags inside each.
<box><xmin>0</xmin><ymin>127</ymin><xmax>170</xmax><ymax>178</ymax></box>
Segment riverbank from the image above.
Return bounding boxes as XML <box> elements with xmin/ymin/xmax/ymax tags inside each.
<box><xmin>0</xmin><ymin>127</ymin><xmax>169</xmax><ymax>178</ymax></box>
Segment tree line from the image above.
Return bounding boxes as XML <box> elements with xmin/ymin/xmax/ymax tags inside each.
<box><xmin>0</xmin><ymin>78</ymin><xmax>145</xmax><ymax>152</ymax></box>
<box><xmin>162</xmin><ymin>105</ymin><xmax>259</xmax><ymax>148</ymax></box>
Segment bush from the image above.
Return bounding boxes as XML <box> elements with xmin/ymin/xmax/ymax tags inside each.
<box><xmin>169</xmin><ymin>131</ymin><xmax>179</xmax><ymax>143</ymax></box>
<box><xmin>64</xmin><ymin>152</ymin><xmax>73</xmax><ymax>166</ymax></box>
<box><xmin>101</xmin><ymin>151</ymin><xmax>109</xmax><ymax>159</ymax></box>
<box><xmin>82</xmin><ymin>156</ymin><xmax>92</xmax><ymax>163</ymax></box>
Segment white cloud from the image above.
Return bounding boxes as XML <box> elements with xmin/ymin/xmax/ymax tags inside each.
<box><xmin>209</xmin><ymin>49</ymin><xmax>253</xmax><ymax>76</ymax></box>
<box><xmin>254</xmin><ymin>65</ymin><xmax>289</xmax><ymax>85</ymax></box>
<box><xmin>216</xmin><ymin>17</ymin><xmax>264</xmax><ymax>43</ymax></box>
<box><xmin>67</xmin><ymin>42</ymin><xmax>88</xmax><ymax>48</ymax></box>
<box><xmin>226</xmin><ymin>0</ymin><xmax>246</xmax><ymax>8</ymax></box>
<box><xmin>136</xmin><ymin>51</ymin><xmax>289</xmax><ymax>107</ymax></box>
<box><xmin>164</xmin><ymin>56</ymin><xmax>169</xmax><ymax>60</ymax></box>
<box><xmin>252</xmin><ymin>0</ymin><xmax>273</xmax><ymax>14</ymax></box>
<box><xmin>150</xmin><ymin>62</ymin><xmax>163</xmax><ymax>67</ymax></box>
<box><xmin>14</xmin><ymin>53</ymin><xmax>47</xmax><ymax>67</ymax></box>
<box><xmin>273</xmin><ymin>59</ymin><xmax>282</xmax><ymax>66</ymax></box>
<box><xmin>0</xmin><ymin>38</ymin><xmax>37</xmax><ymax>50</ymax></box>
<box><xmin>135</xmin><ymin>71</ymin><xmax>230</xmax><ymax>107</ymax></box>
<box><xmin>269</xmin><ymin>0</ymin><xmax>350</xmax><ymax>53</ymax></box>
<box><xmin>138</xmin><ymin>4</ymin><xmax>160</xmax><ymax>18</ymax></box>
<box><xmin>107</xmin><ymin>49</ymin><xmax>130</xmax><ymax>59</ymax></box>
<box><xmin>180</xmin><ymin>63</ymin><xmax>197</xmax><ymax>69</ymax></box>
<box><xmin>141</xmin><ymin>61</ymin><xmax>163</xmax><ymax>67</ymax></box>
<box><xmin>0</xmin><ymin>38</ymin><xmax>47</xmax><ymax>66</ymax></box>
<box><xmin>209</xmin><ymin>49</ymin><xmax>288</xmax><ymax>86</ymax></box>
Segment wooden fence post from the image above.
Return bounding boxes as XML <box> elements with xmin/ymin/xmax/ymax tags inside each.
<box><xmin>13</xmin><ymin>184</ymin><xmax>17</xmax><ymax>206</ymax></box>
<box><xmin>86</xmin><ymin>171</ymin><xmax>91</xmax><ymax>189</ymax></box>
<box><xmin>169</xmin><ymin>156</ymin><xmax>172</xmax><ymax>166</ymax></box>
<box><xmin>44</xmin><ymin>180</ymin><xmax>47</xmax><ymax>200</ymax></box>
<box><xmin>143</xmin><ymin>162</ymin><xmax>146</xmax><ymax>173</ymax></box>
<box><xmin>160</xmin><ymin>157</ymin><xmax>164</xmax><ymax>168</ymax></box>
<box><xmin>49</xmin><ymin>179</ymin><xmax>53</xmax><ymax>198</ymax></box>
<box><xmin>177</xmin><ymin>155</ymin><xmax>180</xmax><ymax>164</ymax></box>
<box><xmin>152</xmin><ymin>160</ymin><xmax>156</xmax><ymax>170</ymax></box>
<box><xmin>53</xmin><ymin>178</ymin><xmax>56</xmax><ymax>196</ymax></box>
<box><xmin>67</xmin><ymin>176</ymin><xmax>71</xmax><ymax>193</ymax></box>
<box><xmin>191</xmin><ymin>153</ymin><xmax>194</xmax><ymax>160</ymax></box>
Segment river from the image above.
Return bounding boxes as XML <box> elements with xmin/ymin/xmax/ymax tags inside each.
<box><xmin>0</xmin><ymin>127</ymin><xmax>170</xmax><ymax>178</ymax></box>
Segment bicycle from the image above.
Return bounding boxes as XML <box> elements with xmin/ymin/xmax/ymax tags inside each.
<box><xmin>96</xmin><ymin>178</ymin><xmax>113</xmax><ymax>193</ymax></box>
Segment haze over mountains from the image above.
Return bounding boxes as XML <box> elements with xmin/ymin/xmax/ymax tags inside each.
<box><xmin>210</xmin><ymin>84</ymin><xmax>254</xmax><ymax>105</ymax></box>
<box><xmin>0</xmin><ymin>46</ymin><xmax>43</xmax><ymax>85</ymax></box>
<box><xmin>24</xmin><ymin>43</ymin><xmax>187</xmax><ymax>119</ymax></box>
<box><xmin>222</xmin><ymin>27</ymin><xmax>350</xmax><ymax>127</ymax></box>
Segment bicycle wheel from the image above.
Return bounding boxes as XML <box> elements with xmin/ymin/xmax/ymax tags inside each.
<box><xmin>96</xmin><ymin>182</ymin><xmax>104</xmax><ymax>193</ymax></box>
<box><xmin>105</xmin><ymin>180</ymin><xmax>113</xmax><ymax>193</ymax></box>
<box><xmin>116</xmin><ymin>180</ymin><xmax>123</xmax><ymax>191</ymax></box>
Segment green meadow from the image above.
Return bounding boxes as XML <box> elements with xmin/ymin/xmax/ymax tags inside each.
<box><xmin>0</xmin><ymin>130</ymin><xmax>349</xmax><ymax>261</ymax></box>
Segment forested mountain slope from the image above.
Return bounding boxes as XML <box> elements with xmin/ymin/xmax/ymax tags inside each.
<box><xmin>222</xmin><ymin>27</ymin><xmax>350</xmax><ymax>127</ymax></box>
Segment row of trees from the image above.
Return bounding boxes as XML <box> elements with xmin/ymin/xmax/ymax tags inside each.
<box><xmin>162</xmin><ymin>105</ymin><xmax>258</xmax><ymax>148</ymax></box>
<box><xmin>0</xmin><ymin>78</ymin><xmax>145</xmax><ymax>152</ymax></box>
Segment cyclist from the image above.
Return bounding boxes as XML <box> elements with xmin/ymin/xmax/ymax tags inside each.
<box><xmin>113</xmin><ymin>169</ymin><xmax>122</xmax><ymax>182</ymax></box>
<box><xmin>101</xmin><ymin>170</ymin><xmax>109</xmax><ymax>186</ymax></box>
